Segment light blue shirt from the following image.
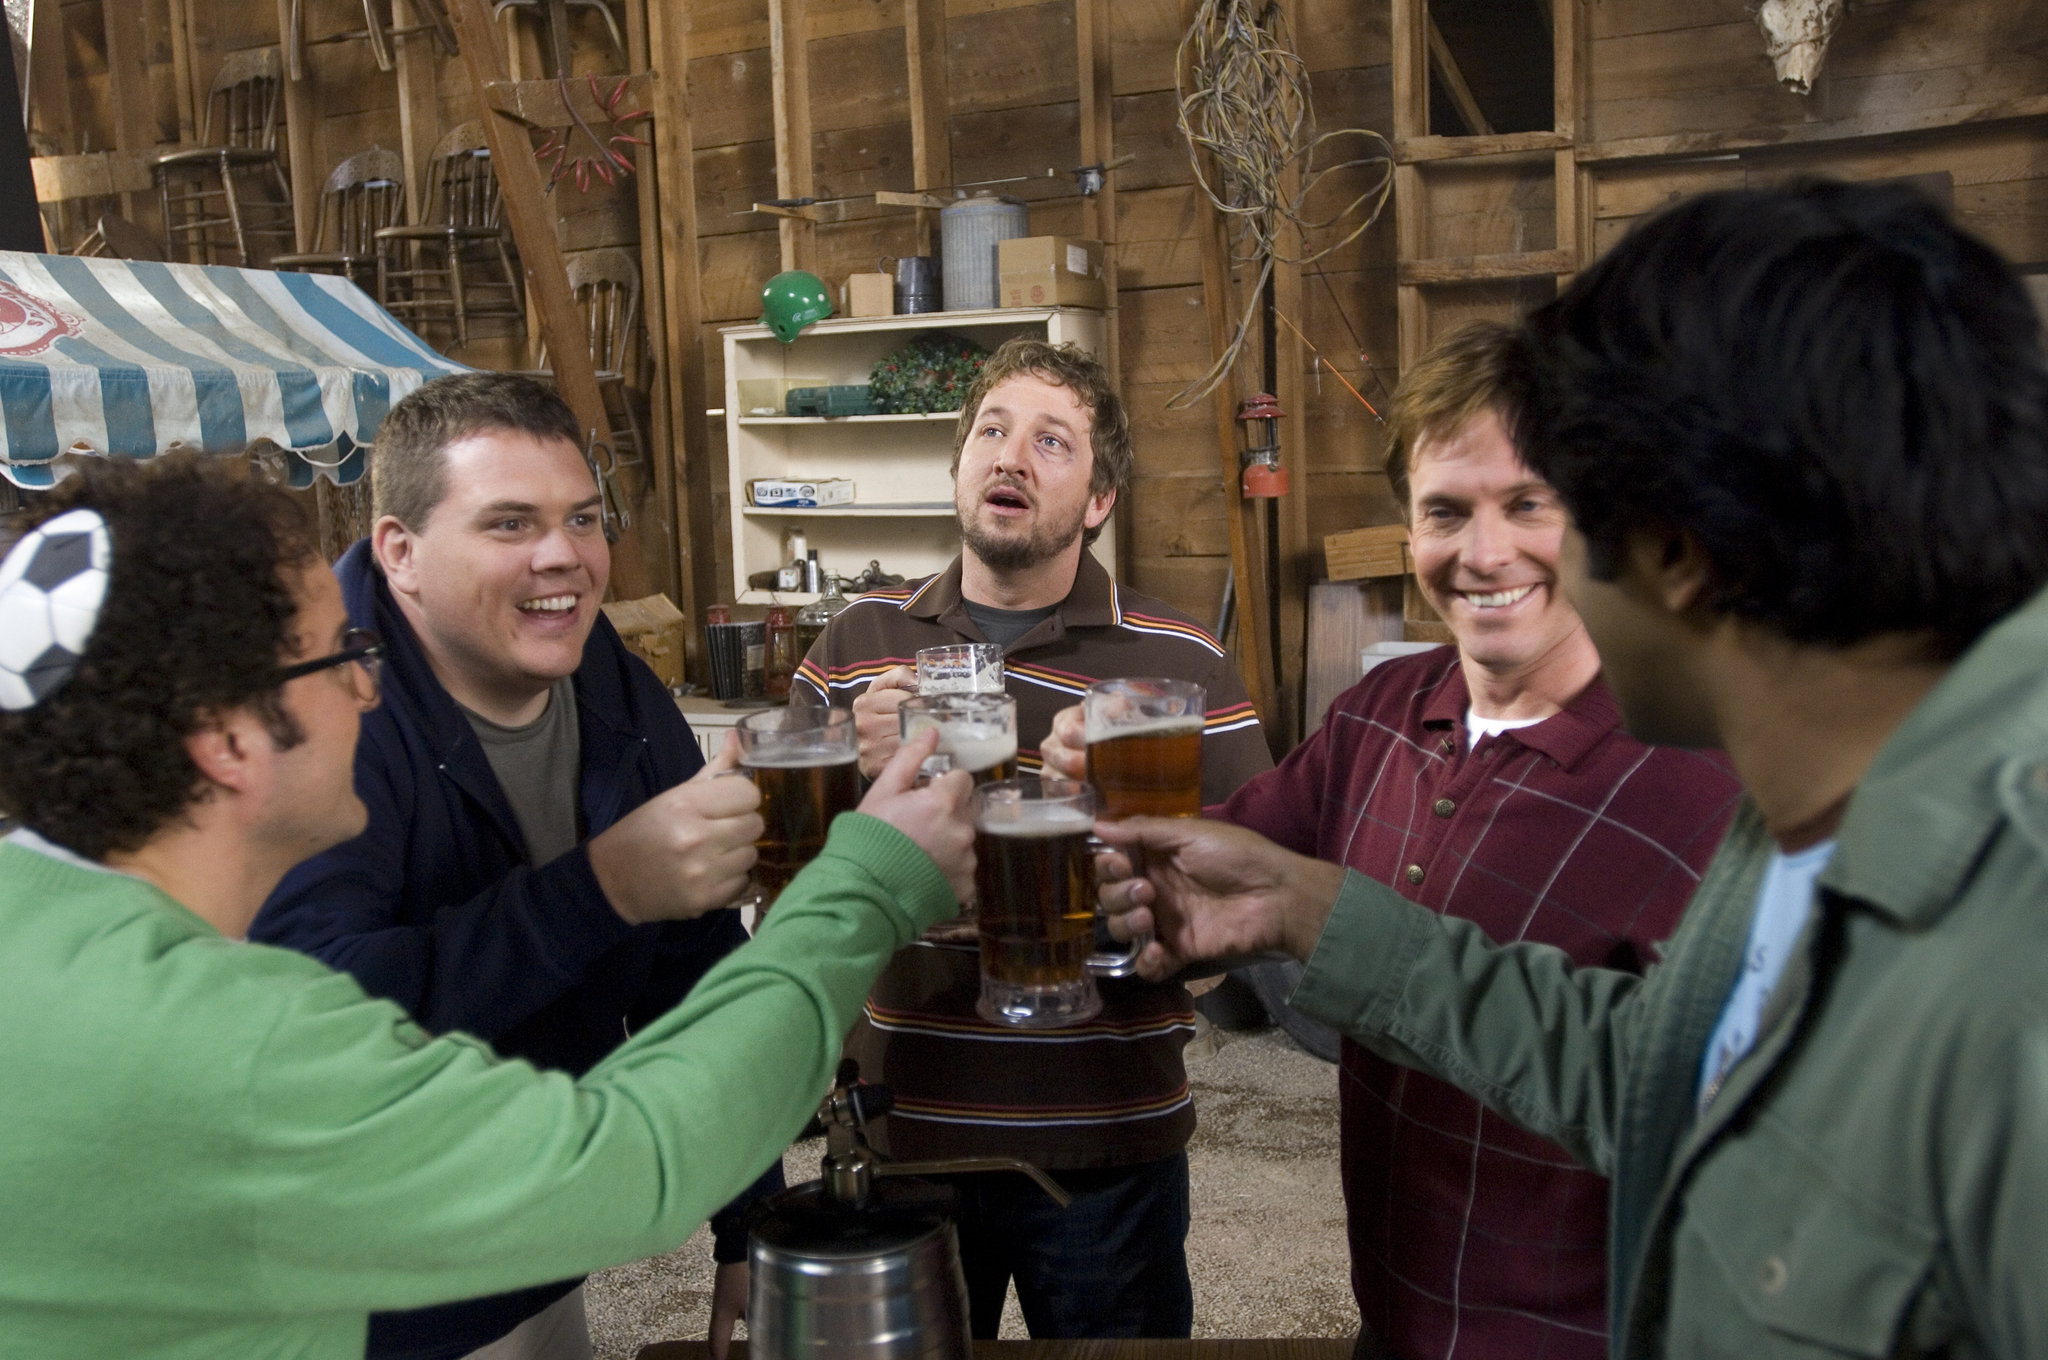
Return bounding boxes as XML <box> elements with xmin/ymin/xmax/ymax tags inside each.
<box><xmin>1696</xmin><ymin>838</ymin><xmax>1836</xmax><ymax>1109</ymax></box>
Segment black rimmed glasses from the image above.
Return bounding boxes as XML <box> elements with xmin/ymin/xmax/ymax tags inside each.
<box><xmin>277</xmin><ymin>628</ymin><xmax>384</xmax><ymax>703</ymax></box>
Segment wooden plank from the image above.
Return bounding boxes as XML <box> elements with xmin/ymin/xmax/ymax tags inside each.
<box><xmin>1395</xmin><ymin>131</ymin><xmax>1570</xmax><ymax>164</ymax></box>
<box><xmin>1393</xmin><ymin>162</ymin><xmax>1424</xmax><ymax>369</ymax></box>
<box><xmin>444</xmin><ymin>0</ymin><xmax>653</xmax><ymax>599</ymax></box>
<box><xmin>164</xmin><ymin>0</ymin><xmax>197</xmax><ymax>144</ymax></box>
<box><xmin>274</xmin><ymin>0</ymin><xmax>322</xmax><ymax>252</ymax></box>
<box><xmin>1077</xmin><ymin>0</ymin><xmax>1122</xmax><ymax>571</ymax></box>
<box><xmin>625</xmin><ymin>0</ymin><xmax>681</xmax><ymax>608</ymax></box>
<box><xmin>1579</xmin><ymin>93</ymin><xmax>2048</xmax><ymax>165</ymax></box>
<box><xmin>685</xmin><ymin>49</ymin><xmax>773</xmax><ymax>149</ymax></box>
<box><xmin>948</xmin><ymin>100</ymin><xmax>1080</xmax><ymax>193</ymax></box>
<box><xmin>905</xmin><ymin>0</ymin><xmax>950</xmax><ymax>252</ymax></box>
<box><xmin>1389</xmin><ymin>0</ymin><xmax>1426</xmax><ymax>141</ymax></box>
<box><xmin>769</xmin><ymin>0</ymin><xmax>814</xmax><ymax>272</ymax></box>
<box><xmin>31</xmin><ymin>149</ymin><xmax>157</xmax><ymax>201</ymax></box>
<box><xmin>808</xmin><ymin>25</ymin><xmax>911</xmax><ymax>134</ymax></box>
<box><xmin>1130</xmin><ymin>472</ymin><xmax>1232</xmax><ymax>560</ymax></box>
<box><xmin>28</xmin><ymin>0</ymin><xmax>72</xmax><ymax>152</ymax></box>
<box><xmin>1304</xmin><ymin>577</ymin><xmax>1403</xmax><ymax>733</ymax></box>
<box><xmin>1323</xmin><ymin>523</ymin><xmax>1409</xmax><ymax>580</ymax></box>
<box><xmin>1274</xmin><ymin>180</ymin><xmax>1310</xmax><ymax>745</ymax></box>
<box><xmin>390</xmin><ymin>0</ymin><xmax>439</xmax><ymax>224</ymax></box>
<box><xmin>942</xmin><ymin>4</ymin><xmax>1074</xmax><ymax>117</ymax></box>
<box><xmin>101</xmin><ymin>0</ymin><xmax>158</xmax><ymax>221</ymax></box>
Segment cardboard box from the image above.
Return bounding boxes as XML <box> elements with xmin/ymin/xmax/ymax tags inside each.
<box><xmin>998</xmin><ymin>236</ymin><xmax>1106</xmax><ymax>310</ymax></box>
<box><xmin>600</xmin><ymin>593</ymin><xmax>688</xmax><ymax>690</ymax></box>
<box><xmin>844</xmin><ymin>272</ymin><xmax>895</xmax><ymax>317</ymax></box>
<box><xmin>747</xmin><ymin>477</ymin><xmax>856</xmax><ymax>508</ymax></box>
<box><xmin>1323</xmin><ymin>524</ymin><xmax>1411</xmax><ymax>581</ymax></box>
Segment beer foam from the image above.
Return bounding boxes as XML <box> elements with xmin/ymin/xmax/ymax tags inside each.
<box><xmin>979</xmin><ymin>802</ymin><xmax>1093</xmax><ymax>837</ymax></box>
<box><xmin>945</xmin><ymin>734</ymin><xmax>1018</xmax><ymax>773</ymax></box>
<box><xmin>742</xmin><ymin>746</ymin><xmax>860</xmax><ymax>769</ymax></box>
<box><xmin>1084</xmin><ymin>713</ymin><xmax>1203</xmax><ymax>744</ymax></box>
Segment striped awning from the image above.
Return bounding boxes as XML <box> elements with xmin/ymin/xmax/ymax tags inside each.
<box><xmin>0</xmin><ymin>251</ymin><xmax>468</xmax><ymax>489</ymax></box>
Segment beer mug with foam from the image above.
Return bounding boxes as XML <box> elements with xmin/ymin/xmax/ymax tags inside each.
<box><xmin>899</xmin><ymin>693</ymin><xmax>1018</xmax><ymax>785</ymax></box>
<box><xmin>915</xmin><ymin>643</ymin><xmax>1005</xmax><ymax>696</ymax></box>
<box><xmin>972</xmin><ymin>776</ymin><xmax>1146</xmax><ymax>1028</ymax></box>
<box><xmin>735</xmin><ymin>705</ymin><xmax>861</xmax><ymax>915</ymax></box>
<box><xmin>1083</xmin><ymin>678</ymin><xmax>1206</xmax><ymax>820</ymax></box>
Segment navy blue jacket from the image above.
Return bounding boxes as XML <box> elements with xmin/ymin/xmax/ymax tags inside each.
<box><xmin>253</xmin><ymin>540</ymin><xmax>778</xmax><ymax>1359</ymax></box>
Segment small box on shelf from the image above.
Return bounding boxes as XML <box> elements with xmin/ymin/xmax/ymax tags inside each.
<box><xmin>999</xmin><ymin>237</ymin><xmax>1107</xmax><ymax>309</ymax></box>
<box><xmin>748</xmin><ymin>477</ymin><xmax>857</xmax><ymax>508</ymax></box>
<box><xmin>844</xmin><ymin>273</ymin><xmax>894</xmax><ymax>317</ymax></box>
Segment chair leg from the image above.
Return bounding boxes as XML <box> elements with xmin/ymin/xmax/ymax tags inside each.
<box><xmin>449</xmin><ymin>249</ymin><xmax>470</xmax><ymax>349</ymax></box>
<box><xmin>221</xmin><ymin>159</ymin><xmax>251</xmax><ymax>266</ymax></box>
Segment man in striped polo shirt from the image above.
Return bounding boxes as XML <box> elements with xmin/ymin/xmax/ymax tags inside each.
<box><xmin>794</xmin><ymin>337</ymin><xmax>1270</xmax><ymax>1339</ymax></box>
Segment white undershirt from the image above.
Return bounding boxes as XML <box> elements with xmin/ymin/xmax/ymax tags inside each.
<box><xmin>1464</xmin><ymin>709</ymin><xmax>1546</xmax><ymax>743</ymax></box>
<box><xmin>1695</xmin><ymin>838</ymin><xmax>1837</xmax><ymax>1110</ymax></box>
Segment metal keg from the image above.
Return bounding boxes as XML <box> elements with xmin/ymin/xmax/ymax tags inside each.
<box><xmin>939</xmin><ymin>193</ymin><xmax>1028</xmax><ymax>311</ymax></box>
<box><xmin>749</xmin><ymin>1063</ymin><xmax>1068</xmax><ymax>1360</ymax></box>
<box><xmin>749</xmin><ymin>1179</ymin><xmax>972</xmax><ymax>1360</ymax></box>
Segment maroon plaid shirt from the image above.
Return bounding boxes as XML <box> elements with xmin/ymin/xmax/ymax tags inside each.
<box><xmin>1220</xmin><ymin>648</ymin><xmax>1741</xmax><ymax>1360</ymax></box>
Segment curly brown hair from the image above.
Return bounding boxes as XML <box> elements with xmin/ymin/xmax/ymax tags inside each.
<box><xmin>950</xmin><ymin>338</ymin><xmax>1131</xmax><ymax>546</ymax></box>
<box><xmin>0</xmin><ymin>456</ymin><xmax>318</xmax><ymax>860</ymax></box>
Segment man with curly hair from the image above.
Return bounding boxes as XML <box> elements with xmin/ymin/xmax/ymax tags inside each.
<box><xmin>248</xmin><ymin>372</ymin><xmax>775</xmax><ymax>1360</ymax></box>
<box><xmin>0</xmin><ymin>454</ymin><xmax>976</xmax><ymax>1360</ymax></box>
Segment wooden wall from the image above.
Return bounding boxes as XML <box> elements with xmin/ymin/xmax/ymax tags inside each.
<box><xmin>679</xmin><ymin>0</ymin><xmax>1402</xmax><ymax>645</ymax></box>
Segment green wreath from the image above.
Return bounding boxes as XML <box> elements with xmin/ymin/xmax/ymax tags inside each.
<box><xmin>869</xmin><ymin>332</ymin><xmax>990</xmax><ymax>415</ymax></box>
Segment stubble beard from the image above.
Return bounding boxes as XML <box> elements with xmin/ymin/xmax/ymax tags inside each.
<box><xmin>957</xmin><ymin>490</ymin><xmax>1090</xmax><ymax>573</ymax></box>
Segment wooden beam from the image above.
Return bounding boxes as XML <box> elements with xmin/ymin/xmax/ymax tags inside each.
<box><xmin>31</xmin><ymin>150</ymin><xmax>157</xmax><ymax>201</ymax></box>
<box><xmin>1393</xmin><ymin>163</ymin><xmax>1425</xmax><ymax>371</ymax></box>
<box><xmin>1397</xmin><ymin>248</ymin><xmax>1575</xmax><ymax>286</ymax></box>
<box><xmin>444</xmin><ymin>0</ymin><xmax>655</xmax><ymax>600</ymax></box>
<box><xmin>101</xmin><ymin>0</ymin><xmax>157</xmax><ymax>221</ymax></box>
<box><xmin>1394</xmin><ymin>131</ymin><xmax>1569</xmax><ymax>164</ymax></box>
<box><xmin>275</xmin><ymin>0</ymin><xmax>322</xmax><ymax>251</ymax></box>
<box><xmin>769</xmin><ymin>0</ymin><xmax>814</xmax><ymax>274</ymax></box>
<box><xmin>904</xmin><ymin>0</ymin><xmax>949</xmax><ymax>252</ymax></box>
<box><xmin>1577</xmin><ymin>93</ymin><xmax>2048</xmax><ymax>166</ymax></box>
<box><xmin>1077</xmin><ymin>0</ymin><xmax>1124</xmax><ymax>576</ymax></box>
<box><xmin>1554</xmin><ymin>0</ymin><xmax>1590</xmax><ymax>274</ymax></box>
<box><xmin>1182</xmin><ymin>0</ymin><xmax>1274</xmax><ymax>736</ymax></box>
<box><xmin>28</xmin><ymin>0</ymin><xmax>71</xmax><ymax>152</ymax></box>
<box><xmin>1272</xmin><ymin>194</ymin><xmax>1308</xmax><ymax>745</ymax></box>
<box><xmin>391</xmin><ymin>0</ymin><xmax>440</xmax><ymax>225</ymax></box>
<box><xmin>164</xmin><ymin>0</ymin><xmax>197</xmax><ymax>144</ymax></box>
<box><xmin>1390</xmin><ymin>0</ymin><xmax>1428</xmax><ymax>142</ymax></box>
<box><xmin>623</xmin><ymin>0</ymin><xmax>679</xmax><ymax>607</ymax></box>
<box><xmin>1426</xmin><ymin>18</ymin><xmax>1493</xmax><ymax>138</ymax></box>
<box><xmin>644</xmin><ymin>0</ymin><xmax>717</xmax><ymax>655</ymax></box>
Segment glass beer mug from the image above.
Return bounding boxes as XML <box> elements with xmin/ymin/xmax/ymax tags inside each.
<box><xmin>734</xmin><ymin>705</ymin><xmax>861</xmax><ymax>916</ymax></box>
<box><xmin>1083</xmin><ymin>678</ymin><xmax>1206</xmax><ymax>820</ymax></box>
<box><xmin>971</xmin><ymin>777</ymin><xmax>1147</xmax><ymax>1028</ymax></box>
<box><xmin>899</xmin><ymin>692</ymin><xmax>1018</xmax><ymax>785</ymax></box>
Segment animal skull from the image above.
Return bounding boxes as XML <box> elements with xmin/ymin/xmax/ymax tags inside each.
<box><xmin>1752</xmin><ymin>0</ymin><xmax>1847</xmax><ymax>95</ymax></box>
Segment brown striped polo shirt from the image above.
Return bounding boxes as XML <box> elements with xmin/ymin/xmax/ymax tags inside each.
<box><xmin>795</xmin><ymin>552</ymin><xmax>1272</xmax><ymax>1169</ymax></box>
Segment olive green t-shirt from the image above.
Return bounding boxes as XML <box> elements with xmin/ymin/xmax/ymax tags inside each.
<box><xmin>460</xmin><ymin>677</ymin><xmax>581</xmax><ymax>867</ymax></box>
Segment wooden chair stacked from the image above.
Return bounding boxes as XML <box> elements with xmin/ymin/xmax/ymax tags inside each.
<box><xmin>522</xmin><ymin>246</ymin><xmax>647</xmax><ymax>465</ymax></box>
<box><xmin>374</xmin><ymin>122</ymin><xmax>524</xmax><ymax>351</ymax></box>
<box><xmin>155</xmin><ymin>47</ymin><xmax>296</xmax><ymax>267</ymax></box>
<box><xmin>272</xmin><ymin>149</ymin><xmax>407</xmax><ymax>290</ymax></box>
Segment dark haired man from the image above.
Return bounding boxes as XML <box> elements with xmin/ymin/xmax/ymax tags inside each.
<box><xmin>794</xmin><ymin>338</ymin><xmax>1271</xmax><ymax>1339</ymax></box>
<box><xmin>252</xmin><ymin>372</ymin><xmax>771</xmax><ymax>1360</ymax></box>
<box><xmin>1040</xmin><ymin>320</ymin><xmax>1741</xmax><ymax>1360</ymax></box>
<box><xmin>1093</xmin><ymin>180</ymin><xmax>2048</xmax><ymax>1354</ymax></box>
<box><xmin>0</xmin><ymin>454</ymin><xmax>977</xmax><ymax>1360</ymax></box>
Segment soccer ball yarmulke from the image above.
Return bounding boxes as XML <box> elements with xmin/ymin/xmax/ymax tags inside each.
<box><xmin>0</xmin><ymin>508</ymin><xmax>112</xmax><ymax>712</ymax></box>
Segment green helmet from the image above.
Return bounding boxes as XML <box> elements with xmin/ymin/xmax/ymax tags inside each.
<box><xmin>759</xmin><ymin>270</ymin><xmax>834</xmax><ymax>343</ymax></box>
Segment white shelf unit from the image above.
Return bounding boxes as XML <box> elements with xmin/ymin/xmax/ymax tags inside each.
<box><xmin>722</xmin><ymin>307</ymin><xmax>1111</xmax><ymax>606</ymax></box>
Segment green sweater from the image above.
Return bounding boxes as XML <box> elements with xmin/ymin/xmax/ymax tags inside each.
<box><xmin>1294</xmin><ymin>585</ymin><xmax>2048</xmax><ymax>1357</ymax></box>
<box><xmin>0</xmin><ymin>814</ymin><xmax>957</xmax><ymax>1360</ymax></box>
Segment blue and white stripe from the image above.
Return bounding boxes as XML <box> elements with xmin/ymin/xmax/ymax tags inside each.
<box><xmin>0</xmin><ymin>252</ymin><xmax>465</xmax><ymax>489</ymax></box>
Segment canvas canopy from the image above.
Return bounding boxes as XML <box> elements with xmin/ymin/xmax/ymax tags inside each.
<box><xmin>0</xmin><ymin>251</ymin><xmax>466</xmax><ymax>489</ymax></box>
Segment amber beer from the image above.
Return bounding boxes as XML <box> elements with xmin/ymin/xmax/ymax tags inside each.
<box><xmin>974</xmin><ymin>802</ymin><xmax>1095</xmax><ymax>986</ymax></box>
<box><xmin>1084</xmin><ymin>679</ymin><xmax>1207</xmax><ymax>820</ymax></box>
<box><xmin>735</xmin><ymin>706</ymin><xmax>860</xmax><ymax>912</ymax></box>
<box><xmin>746</xmin><ymin>749</ymin><xmax>862</xmax><ymax>899</ymax></box>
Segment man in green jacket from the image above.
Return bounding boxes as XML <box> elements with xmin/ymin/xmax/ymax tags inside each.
<box><xmin>0</xmin><ymin>455</ymin><xmax>974</xmax><ymax>1360</ymax></box>
<box><xmin>1095</xmin><ymin>179</ymin><xmax>2048</xmax><ymax>1357</ymax></box>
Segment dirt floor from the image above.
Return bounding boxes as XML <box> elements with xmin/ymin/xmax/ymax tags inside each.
<box><xmin>585</xmin><ymin>1021</ymin><xmax>1352</xmax><ymax>1359</ymax></box>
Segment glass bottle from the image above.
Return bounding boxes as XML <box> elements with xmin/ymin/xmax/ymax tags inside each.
<box><xmin>764</xmin><ymin>605</ymin><xmax>797</xmax><ymax>701</ymax></box>
<box><xmin>794</xmin><ymin>572</ymin><xmax>851</xmax><ymax>661</ymax></box>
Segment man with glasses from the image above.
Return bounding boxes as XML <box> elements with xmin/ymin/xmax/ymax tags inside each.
<box><xmin>251</xmin><ymin>373</ymin><xmax>769</xmax><ymax>1360</ymax></box>
<box><xmin>0</xmin><ymin>453</ymin><xmax>978</xmax><ymax>1359</ymax></box>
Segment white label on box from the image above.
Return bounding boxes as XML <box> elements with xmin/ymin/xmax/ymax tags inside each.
<box><xmin>749</xmin><ymin>478</ymin><xmax>856</xmax><ymax>507</ymax></box>
<box><xmin>1066</xmin><ymin>243</ymin><xmax>1090</xmax><ymax>276</ymax></box>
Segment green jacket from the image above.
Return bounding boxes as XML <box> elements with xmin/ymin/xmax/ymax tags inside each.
<box><xmin>1294</xmin><ymin>587</ymin><xmax>2048</xmax><ymax>1358</ymax></box>
<box><xmin>0</xmin><ymin>813</ymin><xmax>957</xmax><ymax>1360</ymax></box>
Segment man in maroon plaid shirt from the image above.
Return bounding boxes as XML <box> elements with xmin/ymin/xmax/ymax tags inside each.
<box><xmin>1046</xmin><ymin>322</ymin><xmax>1742</xmax><ymax>1359</ymax></box>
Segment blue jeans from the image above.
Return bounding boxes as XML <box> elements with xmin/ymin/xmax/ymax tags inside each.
<box><xmin>937</xmin><ymin>1153</ymin><xmax>1194</xmax><ymax>1339</ymax></box>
